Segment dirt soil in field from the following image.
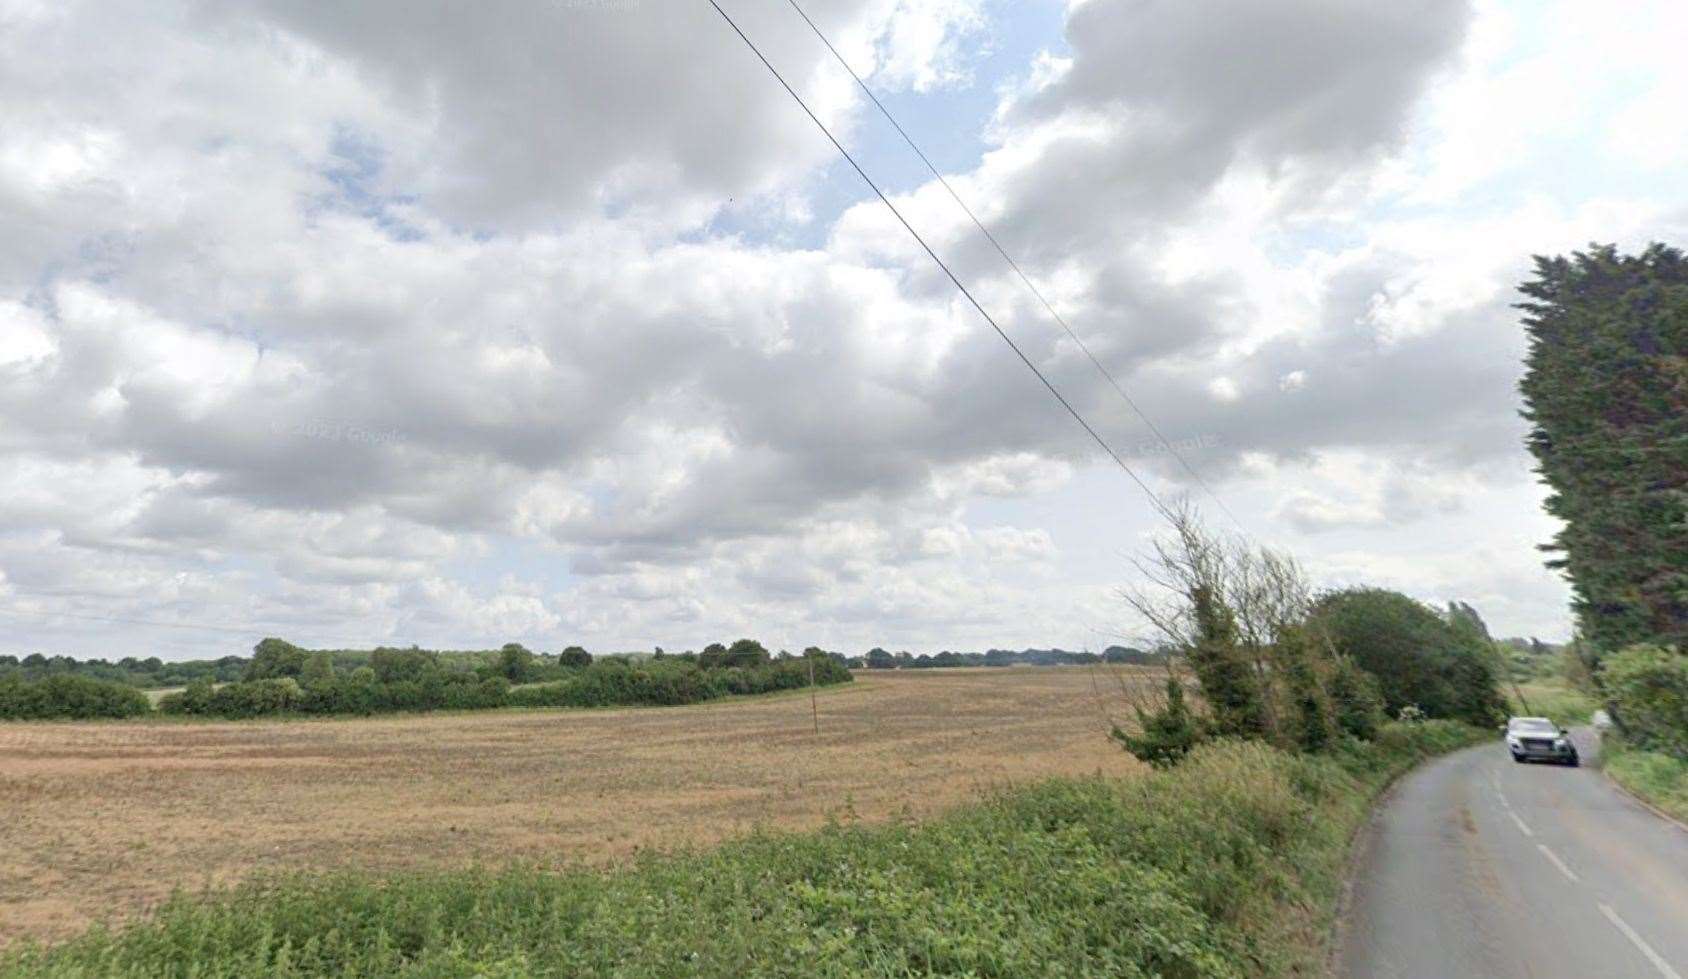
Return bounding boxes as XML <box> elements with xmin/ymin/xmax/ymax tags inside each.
<box><xmin>0</xmin><ymin>667</ymin><xmax>1147</xmax><ymax>946</ymax></box>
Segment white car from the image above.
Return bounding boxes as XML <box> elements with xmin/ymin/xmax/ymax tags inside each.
<box><xmin>1506</xmin><ymin>716</ymin><xmax>1579</xmax><ymax>766</ymax></box>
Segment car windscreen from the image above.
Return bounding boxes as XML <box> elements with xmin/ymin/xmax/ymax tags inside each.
<box><xmin>1512</xmin><ymin>721</ymin><xmax>1557</xmax><ymax>733</ymax></box>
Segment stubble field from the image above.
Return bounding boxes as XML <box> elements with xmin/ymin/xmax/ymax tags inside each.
<box><xmin>0</xmin><ymin>667</ymin><xmax>1147</xmax><ymax>947</ymax></box>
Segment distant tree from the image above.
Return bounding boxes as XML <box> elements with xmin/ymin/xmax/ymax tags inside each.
<box><xmin>369</xmin><ymin>646</ymin><xmax>439</xmax><ymax>684</ymax></box>
<box><xmin>498</xmin><ymin>643</ymin><xmax>535</xmax><ymax>682</ymax></box>
<box><xmin>698</xmin><ymin>643</ymin><xmax>729</xmax><ymax>669</ymax></box>
<box><xmin>300</xmin><ymin>651</ymin><xmax>336</xmax><ymax>687</ymax></box>
<box><xmin>724</xmin><ymin>639</ymin><xmax>770</xmax><ymax>669</ymax></box>
<box><xmin>865</xmin><ymin>648</ymin><xmax>896</xmax><ymax>669</ymax></box>
<box><xmin>1518</xmin><ymin>244</ymin><xmax>1687</xmax><ymax>654</ymax></box>
<box><xmin>557</xmin><ymin>646</ymin><xmax>592</xmax><ymax>669</ymax></box>
<box><xmin>245</xmin><ymin>639</ymin><xmax>308</xmax><ymax>681</ymax></box>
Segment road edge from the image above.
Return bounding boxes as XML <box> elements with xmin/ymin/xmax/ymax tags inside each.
<box><xmin>1323</xmin><ymin>737</ymin><xmax>1489</xmax><ymax>977</ymax></box>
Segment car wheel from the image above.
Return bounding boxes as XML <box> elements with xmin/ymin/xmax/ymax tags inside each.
<box><xmin>1512</xmin><ymin>753</ymin><xmax>1525</xmax><ymax>763</ymax></box>
<box><xmin>1565</xmin><ymin>755</ymin><xmax>1580</xmax><ymax>768</ymax></box>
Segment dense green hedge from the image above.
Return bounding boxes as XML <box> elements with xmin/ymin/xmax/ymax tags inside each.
<box><xmin>0</xmin><ymin>673</ymin><xmax>152</xmax><ymax>720</ymax></box>
<box><xmin>156</xmin><ymin>656</ymin><xmax>852</xmax><ymax>720</ymax></box>
<box><xmin>0</xmin><ymin>721</ymin><xmax>1485</xmax><ymax>978</ymax></box>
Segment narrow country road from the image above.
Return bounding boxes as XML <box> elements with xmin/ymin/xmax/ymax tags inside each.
<box><xmin>1343</xmin><ymin>729</ymin><xmax>1688</xmax><ymax>978</ymax></box>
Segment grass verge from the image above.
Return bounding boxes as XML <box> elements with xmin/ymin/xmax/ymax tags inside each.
<box><xmin>1</xmin><ymin>721</ymin><xmax>1486</xmax><ymax>978</ymax></box>
<box><xmin>1603</xmin><ymin>737</ymin><xmax>1688</xmax><ymax>825</ymax></box>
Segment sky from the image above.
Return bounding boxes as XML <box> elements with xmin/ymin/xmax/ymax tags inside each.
<box><xmin>2</xmin><ymin>0</ymin><xmax>1686</xmax><ymax>661</ymax></box>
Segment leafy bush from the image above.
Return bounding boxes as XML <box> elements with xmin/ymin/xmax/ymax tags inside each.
<box><xmin>1601</xmin><ymin>644</ymin><xmax>1688</xmax><ymax>758</ymax></box>
<box><xmin>1313</xmin><ymin>588</ymin><xmax>1508</xmax><ymax>727</ymax></box>
<box><xmin>0</xmin><ymin>673</ymin><xmax>152</xmax><ymax>721</ymax></box>
<box><xmin>0</xmin><ymin>721</ymin><xmax>1484</xmax><ymax>978</ymax></box>
<box><xmin>1327</xmin><ymin>656</ymin><xmax>1385</xmax><ymax>740</ymax></box>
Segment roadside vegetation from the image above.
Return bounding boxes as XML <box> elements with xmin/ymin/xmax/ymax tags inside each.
<box><xmin>1107</xmin><ymin>501</ymin><xmax>1506</xmax><ymax>769</ymax></box>
<box><xmin>0</xmin><ymin>720</ymin><xmax>1483</xmax><ymax>978</ymax></box>
<box><xmin>1515</xmin><ymin>244</ymin><xmax>1686</xmax><ymax>818</ymax></box>
<box><xmin>1596</xmin><ymin>645</ymin><xmax>1688</xmax><ymax>822</ymax></box>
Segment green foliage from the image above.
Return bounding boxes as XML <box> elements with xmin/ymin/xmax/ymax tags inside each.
<box><xmin>368</xmin><ymin>647</ymin><xmax>439</xmax><ymax>684</ymax></box>
<box><xmin>0</xmin><ymin>673</ymin><xmax>151</xmax><ymax>721</ymax></box>
<box><xmin>723</xmin><ymin>638</ymin><xmax>771</xmax><ymax>668</ymax></box>
<box><xmin>0</xmin><ymin>722</ymin><xmax>1486</xmax><ymax>979</ymax></box>
<box><xmin>1327</xmin><ymin>657</ymin><xmax>1385</xmax><ymax>741</ymax></box>
<box><xmin>1518</xmin><ymin>243</ymin><xmax>1688</xmax><ymax>653</ymax></box>
<box><xmin>1187</xmin><ymin>585</ymin><xmax>1267</xmax><ymax>739</ymax></box>
<box><xmin>160</xmin><ymin>647</ymin><xmax>852</xmax><ymax>720</ymax></box>
<box><xmin>556</xmin><ymin>646</ymin><xmax>592</xmax><ymax>669</ymax></box>
<box><xmin>1277</xmin><ymin>628</ymin><xmax>1334</xmax><ymax>753</ymax></box>
<box><xmin>1313</xmin><ymin>588</ymin><xmax>1508</xmax><ymax>727</ymax></box>
<box><xmin>496</xmin><ymin>644</ymin><xmax>534</xmax><ymax>682</ymax></box>
<box><xmin>300</xmin><ymin>651</ymin><xmax>336</xmax><ymax>687</ymax></box>
<box><xmin>245</xmin><ymin>638</ymin><xmax>308</xmax><ymax>681</ymax></box>
<box><xmin>1601</xmin><ymin>644</ymin><xmax>1688</xmax><ymax>758</ymax></box>
<box><xmin>1113</xmin><ymin>677</ymin><xmax>1204</xmax><ymax>768</ymax></box>
<box><xmin>0</xmin><ymin>652</ymin><xmax>246</xmax><ymax>689</ymax></box>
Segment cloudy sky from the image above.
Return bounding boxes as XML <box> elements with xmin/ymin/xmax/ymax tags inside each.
<box><xmin>3</xmin><ymin>0</ymin><xmax>1685</xmax><ymax>660</ymax></box>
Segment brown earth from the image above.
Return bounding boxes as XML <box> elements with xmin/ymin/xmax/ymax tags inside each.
<box><xmin>0</xmin><ymin>667</ymin><xmax>1147</xmax><ymax>946</ymax></box>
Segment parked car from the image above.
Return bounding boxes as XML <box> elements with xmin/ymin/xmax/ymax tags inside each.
<box><xmin>1505</xmin><ymin>716</ymin><xmax>1579</xmax><ymax>766</ymax></box>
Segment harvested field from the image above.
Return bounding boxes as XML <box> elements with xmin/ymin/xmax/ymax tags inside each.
<box><xmin>0</xmin><ymin>667</ymin><xmax>1147</xmax><ymax>946</ymax></box>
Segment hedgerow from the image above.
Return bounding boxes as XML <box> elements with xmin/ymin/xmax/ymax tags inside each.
<box><xmin>0</xmin><ymin>673</ymin><xmax>151</xmax><ymax>720</ymax></box>
<box><xmin>156</xmin><ymin>653</ymin><xmax>851</xmax><ymax>720</ymax></box>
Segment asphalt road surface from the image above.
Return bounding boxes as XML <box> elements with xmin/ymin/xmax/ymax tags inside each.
<box><xmin>1343</xmin><ymin>729</ymin><xmax>1688</xmax><ymax>978</ymax></box>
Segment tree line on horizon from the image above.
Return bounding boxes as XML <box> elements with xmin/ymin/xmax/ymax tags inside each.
<box><xmin>0</xmin><ymin>637</ymin><xmax>853</xmax><ymax>721</ymax></box>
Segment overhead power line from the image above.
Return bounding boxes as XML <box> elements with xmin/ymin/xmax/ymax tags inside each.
<box><xmin>779</xmin><ymin>0</ymin><xmax>1247</xmax><ymax>536</ymax></box>
<box><xmin>705</xmin><ymin>0</ymin><xmax>1174</xmax><ymax>518</ymax></box>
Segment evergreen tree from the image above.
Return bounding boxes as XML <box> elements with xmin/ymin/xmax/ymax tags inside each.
<box><xmin>1113</xmin><ymin>677</ymin><xmax>1203</xmax><ymax>768</ymax></box>
<box><xmin>1518</xmin><ymin>244</ymin><xmax>1688</xmax><ymax>653</ymax></box>
<box><xmin>1187</xmin><ymin>585</ymin><xmax>1267</xmax><ymax>738</ymax></box>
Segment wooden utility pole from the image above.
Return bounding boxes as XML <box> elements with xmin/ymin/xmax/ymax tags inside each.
<box><xmin>809</xmin><ymin>656</ymin><xmax>819</xmax><ymax>735</ymax></box>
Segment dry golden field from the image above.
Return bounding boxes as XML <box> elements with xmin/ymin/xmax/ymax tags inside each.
<box><xmin>0</xmin><ymin>667</ymin><xmax>1147</xmax><ymax>946</ymax></box>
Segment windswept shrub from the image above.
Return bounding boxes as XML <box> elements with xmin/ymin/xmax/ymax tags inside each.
<box><xmin>0</xmin><ymin>673</ymin><xmax>151</xmax><ymax>720</ymax></box>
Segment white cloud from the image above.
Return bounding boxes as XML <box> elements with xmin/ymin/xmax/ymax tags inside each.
<box><xmin>5</xmin><ymin>0</ymin><xmax>1677</xmax><ymax>656</ymax></box>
